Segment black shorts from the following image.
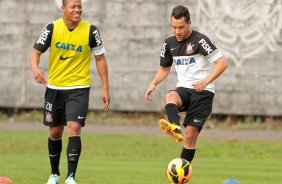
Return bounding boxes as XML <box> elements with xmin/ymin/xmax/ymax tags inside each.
<box><xmin>174</xmin><ymin>87</ymin><xmax>214</xmax><ymax>130</ymax></box>
<box><xmin>43</xmin><ymin>87</ymin><xmax>90</xmax><ymax>127</ymax></box>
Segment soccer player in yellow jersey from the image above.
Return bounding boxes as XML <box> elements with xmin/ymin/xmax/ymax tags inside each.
<box><xmin>29</xmin><ymin>0</ymin><xmax>110</xmax><ymax>183</ymax></box>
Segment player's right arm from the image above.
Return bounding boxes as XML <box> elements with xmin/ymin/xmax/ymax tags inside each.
<box><xmin>145</xmin><ymin>39</ymin><xmax>173</xmax><ymax>100</ymax></box>
<box><xmin>30</xmin><ymin>48</ymin><xmax>47</xmax><ymax>84</ymax></box>
<box><xmin>30</xmin><ymin>23</ymin><xmax>53</xmax><ymax>85</ymax></box>
<box><xmin>145</xmin><ymin>66</ymin><xmax>171</xmax><ymax>100</ymax></box>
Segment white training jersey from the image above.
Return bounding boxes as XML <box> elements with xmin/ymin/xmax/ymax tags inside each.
<box><xmin>160</xmin><ymin>30</ymin><xmax>223</xmax><ymax>93</ymax></box>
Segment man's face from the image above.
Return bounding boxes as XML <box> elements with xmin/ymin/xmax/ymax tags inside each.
<box><xmin>171</xmin><ymin>16</ymin><xmax>191</xmax><ymax>41</ymax></box>
<box><xmin>62</xmin><ymin>0</ymin><xmax>82</xmax><ymax>23</ymax></box>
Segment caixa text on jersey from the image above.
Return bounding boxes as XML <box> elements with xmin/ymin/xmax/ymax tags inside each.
<box><xmin>55</xmin><ymin>42</ymin><xmax>83</xmax><ymax>52</ymax></box>
<box><xmin>173</xmin><ymin>56</ymin><xmax>196</xmax><ymax>65</ymax></box>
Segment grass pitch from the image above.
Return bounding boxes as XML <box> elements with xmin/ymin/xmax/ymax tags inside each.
<box><xmin>0</xmin><ymin>128</ymin><xmax>282</xmax><ymax>184</ymax></box>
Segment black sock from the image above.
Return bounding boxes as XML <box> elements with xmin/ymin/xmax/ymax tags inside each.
<box><xmin>165</xmin><ymin>103</ymin><xmax>180</xmax><ymax>126</ymax></box>
<box><xmin>48</xmin><ymin>137</ymin><xmax>62</xmax><ymax>175</ymax></box>
<box><xmin>67</xmin><ymin>136</ymin><xmax>81</xmax><ymax>179</ymax></box>
<box><xmin>181</xmin><ymin>147</ymin><xmax>196</xmax><ymax>163</ymax></box>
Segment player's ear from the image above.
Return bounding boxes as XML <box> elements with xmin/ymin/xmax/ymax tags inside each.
<box><xmin>61</xmin><ymin>2</ymin><xmax>65</xmax><ymax>11</ymax></box>
<box><xmin>61</xmin><ymin>4</ymin><xmax>66</xmax><ymax>13</ymax></box>
<box><xmin>188</xmin><ymin>20</ymin><xmax>192</xmax><ymax>26</ymax></box>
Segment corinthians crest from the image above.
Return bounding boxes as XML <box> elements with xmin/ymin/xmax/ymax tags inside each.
<box><xmin>45</xmin><ymin>112</ymin><xmax>53</xmax><ymax>123</ymax></box>
<box><xmin>186</xmin><ymin>42</ymin><xmax>194</xmax><ymax>55</ymax></box>
<box><xmin>196</xmin><ymin>0</ymin><xmax>282</xmax><ymax>67</ymax></box>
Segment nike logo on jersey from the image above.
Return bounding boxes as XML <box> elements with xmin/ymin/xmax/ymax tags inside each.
<box><xmin>171</xmin><ymin>47</ymin><xmax>177</xmax><ymax>51</ymax></box>
<box><xmin>59</xmin><ymin>55</ymin><xmax>74</xmax><ymax>60</ymax></box>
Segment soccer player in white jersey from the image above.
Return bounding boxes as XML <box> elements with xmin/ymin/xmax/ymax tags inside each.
<box><xmin>145</xmin><ymin>5</ymin><xmax>228</xmax><ymax>163</ymax></box>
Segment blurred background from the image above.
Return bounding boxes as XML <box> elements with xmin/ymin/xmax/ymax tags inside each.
<box><xmin>0</xmin><ymin>0</ymin><xmax>282</xmax><ymax>117</ymax></box>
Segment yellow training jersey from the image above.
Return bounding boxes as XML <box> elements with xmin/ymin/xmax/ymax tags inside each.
<box><xmin>48</xmin><ymin>18</ymin><xmax>91</xmax><ymax>87</ymax></box>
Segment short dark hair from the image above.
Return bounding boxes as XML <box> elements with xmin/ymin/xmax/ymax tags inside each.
<box><xmin>171</xmin><ymin>5</ymin><xmax>190</xmax><ymax>23</ymax></box>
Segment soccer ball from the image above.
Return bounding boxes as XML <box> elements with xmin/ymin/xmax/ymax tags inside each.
<box><xmin>166</xmin><ymin>158</ymin><xmax>192</xmax><ymax>184</ymax></box>
<box><xmin>54</xmin><ymin>0</ymin><xmax>90</xmax><ymax>10</ymax></box>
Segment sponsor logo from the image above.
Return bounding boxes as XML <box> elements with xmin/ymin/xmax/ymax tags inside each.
<box><xmin>199</xmin><ymin>39</ymin><xmax>213</xmax><ymax>54</ymax></box>
<box><xmin>173</xmin><ymin>56</ymin><xmax>196</xmax><ymax>65</ymax></box>
<box><xmin>45</xmin><ymin>112</ymin><xmax>53</xmax><ymax>123</ymax></box>
<box><xmin>36</xmin><ymin>27</ymin><xmax>50</xmax><ymax>45</ymax></box>
<box><xmin>55</xmin><ymin>42</ymin><xmax>82</xmax><ymax>52</ymax></box>
<box><xmin>160</xmin><ymin>43</ymin><xmax>167</xmax><ymax>57</ymax></box>
<box><xmin>171</xmin><ymin>47</ymin><xmax>177</xmax><ymax>51</ymax></box>
<box><xmin>93</xmin><ymin>29</ymin><xmax>102</xmax><ymax>45</ymax></box>
<box><xmin>186</xmin><ymin>42</ymin><xmax>194</xmax><ymax>55</ymax></box>
<box><xmin>189</xmin><ymin>58</ymin><xmax>196</xmax><ymax>64</ymax></box>
<box><xmin>59</xmin><ymin>55</ymin><xmax>74</xmax><ymax>60</ymax></box>
<box><xmin>45</xmin><ymin>101</ymin><xmax>52</xmax><ymax>111</ymax></box>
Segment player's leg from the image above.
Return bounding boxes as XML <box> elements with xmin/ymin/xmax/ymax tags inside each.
<box><xmin>46</xmin><ymin>126</ymin><xmax>64</xmax><ymax>184</ymax></box>
<box><xmin>164</xmin><ymin>90</ymin><xmax>182</xmax><ymax>126</ymax></box>
<box><xmin>65</xmin><ymin>88</ymin><xmax>89</xmax><ymax>183</ymax></box>
<box><xmin>181</xmin><ymin>89</ymin><xmax>214</xmax><ymax>163</ymax></box>
<box><xmin>49</xmin><ymin>126</ymin><xmax>64</xmax><ymax>174</ymax></box>
<box><xmin>159</xmin><ymin>88</ymin><xmax>188</xmax><ymax>142</ymax></box>
<box><xmin>66</xmin><ymin>121</ymin><xmax>82</xmax><ymax>182</ymax></box>
<box><xmin>44</xmin><ymin>88</ymin><xmax>64</xmax><ymax>184</ymax></box>
<box><xmin>181</xmin><ymin>125</ymin><xmax>199</xmax><ymax>163</ymax></box>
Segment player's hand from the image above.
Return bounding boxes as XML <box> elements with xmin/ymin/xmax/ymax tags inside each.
<box><xmin>101</xmin><ymin>89</ymin><xmax>110</xmax><ymax>110</ymax></box>
<box><xmin>32</xmin><ymin>68</ymin><xmax>47</xmax><ymax>84</ymax></box>
<box><xmin>193</xmin><ymin>79</ymin><xmax>208</xmax><ymax>92</ymax></box>
<box><xmin>145</xmin><ymin>83</ymin><xmax>155</xmax><ymax>100</ymax></box>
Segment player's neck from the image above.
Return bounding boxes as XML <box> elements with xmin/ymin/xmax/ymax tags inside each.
<box><xmin>183</xmin><ymin>30</ymin><xmax>192</xmax><ymax>40</ymax></box>
<box><xmin>63</xmin><ymin>18</ymin><xmax>81</xmax><ymax>30</ymax></box>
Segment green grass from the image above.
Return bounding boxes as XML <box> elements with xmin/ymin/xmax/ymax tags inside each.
<box><xmin>0</xmin><ymin>129</ymin><xmax>282</xmax><ymax>184</ymax></box>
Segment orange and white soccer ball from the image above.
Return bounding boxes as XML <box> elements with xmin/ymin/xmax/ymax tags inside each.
<box><xmin>166</xmin><ymin>158</ymin><xmax>192</xmax><ymax>184</ymax></box>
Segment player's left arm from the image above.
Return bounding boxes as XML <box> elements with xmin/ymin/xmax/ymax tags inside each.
<box><xmin>95</xmin><ymin>54</ymin><xmax>110</xmax><ymax>110</ymax></box>
<box><xmin>89</xmin><ymin>25</ymin><xmax>110</xmax><ymax>109</ymax></box>
<box><xmin>193</xmin><ymin>35</ymin><xmax>228</xmax><ymax>91</ymax></box>
<box><xmin>193</xmin><ymin>57</ymin><xmax>228</xmax><ymax>92</ymax></box>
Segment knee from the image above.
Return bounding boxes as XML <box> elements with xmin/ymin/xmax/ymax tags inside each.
<box><xmin>67</xmin><ymin>122</ymin><xmax>81</xmax><ymax>136</ymax></box>
<box><xmin>165</xmin><ymin>91</ymin><xmax>178</xmax><ymax>101</ymax></box>
<box><xmin>50</xmin><ymin>127</ymin><xmax>63</xmax><ymax>139</ymax></box>
<box><xmin>50</xmin><ymin>132</ymin><xmax>62</xmax><ymax>139</ymax></box>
